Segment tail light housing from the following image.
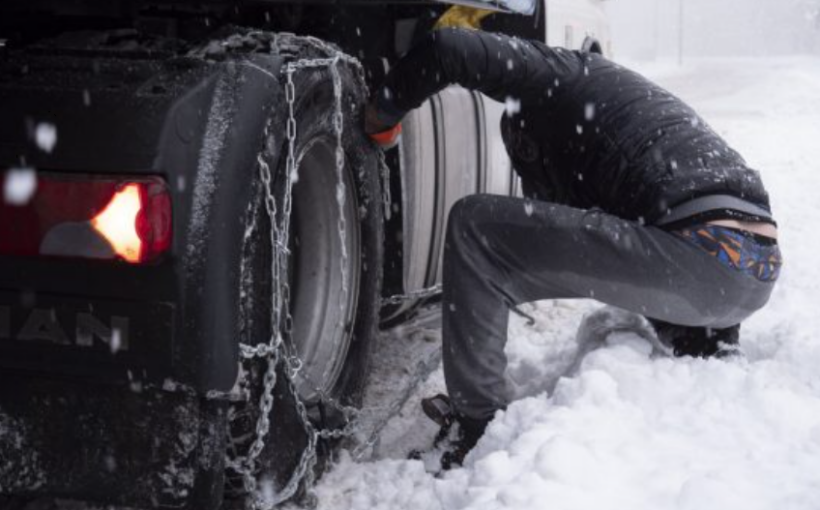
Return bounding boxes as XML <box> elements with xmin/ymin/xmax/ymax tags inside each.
<box><xmin>0</xmin><ymin>171</ymin><xmax>172</xmax><ymax>264</ymax></box>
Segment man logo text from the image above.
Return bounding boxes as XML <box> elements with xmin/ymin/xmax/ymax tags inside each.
<box><xmin>0</xmin><ymin>306</ymin><xmax>129</xmax><ymax>351</ymax></box>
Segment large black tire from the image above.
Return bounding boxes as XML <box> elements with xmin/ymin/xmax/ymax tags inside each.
<box><xmin>224</xmin><ymin>45</ymin><xmax>383</xmax><ymax>503</ymax></box>
<box><xmin>266</xmin><ymin>51</ymin><xmax>383</xmax><ymax>415</ymax></box>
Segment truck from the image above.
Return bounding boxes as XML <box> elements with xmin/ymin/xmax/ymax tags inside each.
<box><xmin>0</xmin><ymin>1</ymin><xmax>610</xmax><ymax>508</ymax></box>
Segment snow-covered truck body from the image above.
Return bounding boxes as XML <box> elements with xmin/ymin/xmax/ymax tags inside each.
<box><xmin>0</xmin><ymin>1</ymin><xmax>609</xmax><ymax>508</ymax></box>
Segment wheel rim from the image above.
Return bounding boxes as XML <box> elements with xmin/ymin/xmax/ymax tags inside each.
<box><xmin>289</xmin><ymin>136</ymin><xmax>361</xmax><ymax>404</ymax></box>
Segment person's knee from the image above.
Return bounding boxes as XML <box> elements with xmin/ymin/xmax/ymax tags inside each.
<box><xmin>446</xmin><ymin>195</ymin><xmax>491</xmax><ymax>240</ymax></box>
<box><xmin>444</xmin><ymin>196</ymin><xmax>495</xmax><ymax>266</ymax></box>
<box><xmin>450</xmin><ymin>194</ymin><xmax>486</xmax><ymax>220</ymax></box>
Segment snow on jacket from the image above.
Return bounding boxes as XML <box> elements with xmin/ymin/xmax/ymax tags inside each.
<box><xmin>374</xmin><ymin>28</ymin><xmax>774</xmax><ymax>226</ymax></box>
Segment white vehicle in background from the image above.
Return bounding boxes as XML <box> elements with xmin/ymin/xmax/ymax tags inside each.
<box><xmin>0</xmin><ymin>1</ymin><xmax>609</xmax><ymax>508</ymax></box>
<box><xmin>547</xmin><ymin>0</ymin><xmax>612</xmax><ymax>53</ymax></box>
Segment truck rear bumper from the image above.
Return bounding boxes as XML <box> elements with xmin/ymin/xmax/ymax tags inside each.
<box><xmin>0</xmin><ymin>375</ymin><xmax>227</xmax><ymax>509</ymax></box>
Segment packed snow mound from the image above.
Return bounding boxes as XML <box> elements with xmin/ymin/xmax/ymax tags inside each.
<box><xmin>317</xmin><ymin>325</ymin><xmax>820</xmax><ymax>510</ymax></box>
<box><xmin>460</xmin><ymin>337</ymin><xmax>820</xmax><ymax>510</ymax></box>
<box><xmin>311</xmin><ymin>57</ymin><xmax>820</xmax><ymax>510</ymax></box>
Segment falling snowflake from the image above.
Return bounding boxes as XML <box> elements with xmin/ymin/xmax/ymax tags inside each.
<box><xmin>3</xmin><ymin>168</ymin><xmax>38</xmax><ymax>206</ymax></box>
<box><xmin>35</xmin><ymin>122</ymin><xmax>57</xmax><ymax>153</ymax></box>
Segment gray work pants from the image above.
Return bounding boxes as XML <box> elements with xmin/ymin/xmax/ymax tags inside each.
<box><xmin>442</xmin><ymin>195</ymin><xmax>775</xmax><ymax>421</ymax></box>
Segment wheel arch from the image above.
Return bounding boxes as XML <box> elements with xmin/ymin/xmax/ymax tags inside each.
<box><xmin>177</xmin><ymin>53</ymin><xmax>288</xmax><ymax>393</ymax></box>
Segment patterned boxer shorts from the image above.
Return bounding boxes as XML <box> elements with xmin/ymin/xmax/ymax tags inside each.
<box><xmin>675</xmin><ymin>224</ymin><xmax>782</xmax><ymax>282</ymax></box>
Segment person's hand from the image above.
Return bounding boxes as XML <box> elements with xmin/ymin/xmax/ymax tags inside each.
<box><xmin>364</xmin><ymin>102</ymin><xmax>389</xmax><ymax>134</ymax></box>
<box><xmin>365</xmin><ymin>102</ymin><xmax>402</xmax><ymax>150</ymax></box>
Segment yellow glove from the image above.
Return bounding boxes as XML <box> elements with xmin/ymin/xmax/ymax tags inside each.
<box><xmin>434</xmin><ymin>5</ymin><xmax>494</xmax><ymax>31</ymax></box>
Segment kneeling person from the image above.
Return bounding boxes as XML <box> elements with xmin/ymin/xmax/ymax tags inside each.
<box><xmin>365</xmin><ymin>28</ymin><xmax>782</xmax><ymax>469</ymax></box>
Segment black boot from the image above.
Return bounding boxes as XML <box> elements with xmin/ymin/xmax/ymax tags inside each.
<box><xmin>440</xmin><ymin>415</ymin><xmax>490</xmax><ymax>470</ymax></box>
<box><xmin>650</xmin><ymin>320</ymin><xmax>741</xmax><ymax>358</ymax></box>
<box><xmin>415</xmin><ymin>394</ymin><xmax>491</xmax><ymax>470</ymax></box>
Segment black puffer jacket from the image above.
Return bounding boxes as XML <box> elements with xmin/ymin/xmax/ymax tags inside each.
<box><xmin>374</xmin><ymin>28</ymin><xmax>773</xmax><ymax>226</ymax></box>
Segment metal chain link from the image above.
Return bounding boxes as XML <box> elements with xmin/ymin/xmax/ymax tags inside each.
<box><xmin>228</xmin><ymin>36</ymin><xmax>377</xmax><ymax>509</ymax></box>
<box><xmin>351</xmin><ymin>347</ymin><xmax>442</xmax><ymax>460</ymax></box>
<box><xmin>381</xmin><ymin>283</ymin><xmax>443</xmax><ymax>306</ymax></box>
<box><xmin>378</xmin><ymin>150</ymin><xmax>393</xmax><ymax>221</ymax></box>
<box><xmin>226</xmin><ymin>34</ymin><xmax>445</xmax><ymax>509</ymax></box>
<box><xmin>228</xmin><ymin>49</ymin><xmax>335</xmax><ymax>510</ymax></box>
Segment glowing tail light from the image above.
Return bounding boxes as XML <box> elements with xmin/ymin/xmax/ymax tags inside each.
<box><xmin>91</xmin><ymin>184</ymin><xmax>143</xmax><ymax>263</ymax></box>
<box><xmin>0</xmin><ymin>172</ymin><xmax>172</xmax><ymax>264</ymax></box>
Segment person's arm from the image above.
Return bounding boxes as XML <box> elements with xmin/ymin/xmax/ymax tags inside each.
<box><xmin>367</xmin><ymin>27</ymin><xmax>585</xmax><ymax>131</ymax></box>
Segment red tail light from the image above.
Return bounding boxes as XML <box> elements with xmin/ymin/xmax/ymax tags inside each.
<box><xmin>0</xmin><ymin>172</ymin><xmax>172</xmax><ymax>264</ymax></box>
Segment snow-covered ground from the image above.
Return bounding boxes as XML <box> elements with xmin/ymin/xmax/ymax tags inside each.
<box><xmin>310</xmin><ymin>57</ymin><xmax>820</xmax><ymax>510</ymax></box>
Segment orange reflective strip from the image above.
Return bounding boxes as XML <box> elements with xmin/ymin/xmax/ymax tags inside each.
<box><xmin>370</xmin><ymin>123</ymin><xmax>402</xmax><ymax>146</ymax></box>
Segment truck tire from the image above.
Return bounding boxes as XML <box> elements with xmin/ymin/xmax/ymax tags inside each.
<box><xmin>225</xmin><ymin>51</ymin><xmax>383</xmax><ymax>501</ymax></box>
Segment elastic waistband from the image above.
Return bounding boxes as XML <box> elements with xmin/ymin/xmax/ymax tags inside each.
<box><xmin>675</xmin><ymin>224</ymin><xmax>782</xmax><ymax>282</ymax></box>
<box><xmin>654</xmin><ymin>195</ymin><xmax>773</xmax><ymax>227</ymax></box>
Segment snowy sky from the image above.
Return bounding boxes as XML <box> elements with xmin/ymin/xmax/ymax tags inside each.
<box><xmin>605</xmin><ymin>0</ymin><xmax>820</xmax><ymax>59</ymax></box>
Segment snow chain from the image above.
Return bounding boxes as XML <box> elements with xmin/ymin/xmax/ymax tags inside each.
<box><xmin>225</xmin><ymin>34</ymin><xmax>444</xmax><ymax>509</ymax></box>
<box><xmin>381</xmin><ymin>283</ymin><xmax>443</xmax><ymax>307</ymax></box>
